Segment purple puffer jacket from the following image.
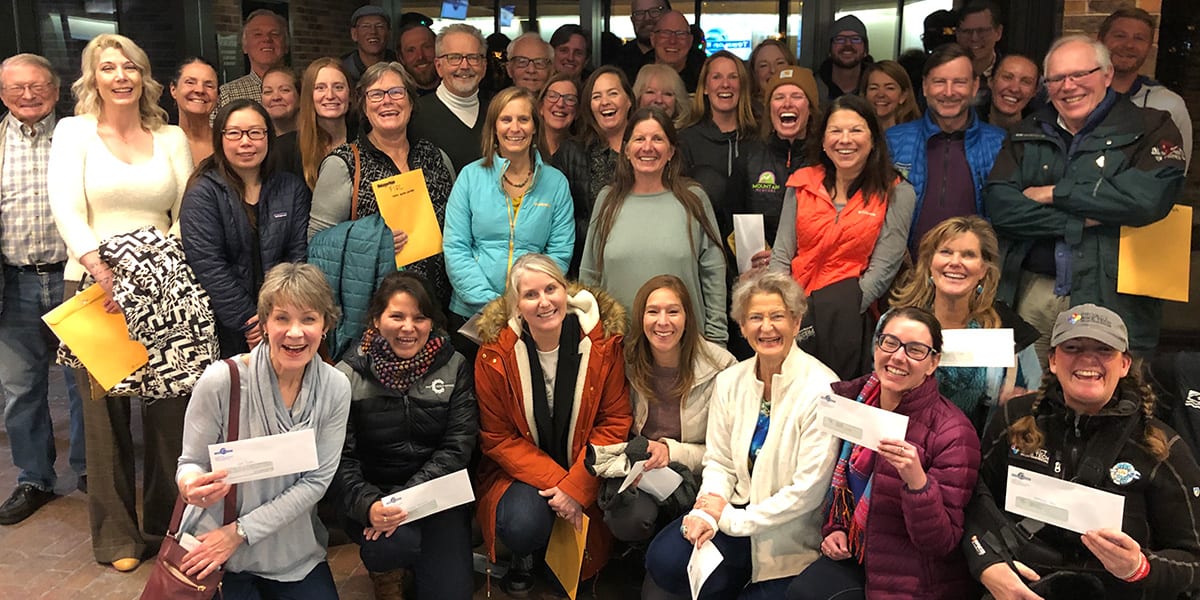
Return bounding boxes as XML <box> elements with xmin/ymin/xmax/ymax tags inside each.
<box><xmin>827</xmin><ymin>374</ymin><xmax>981</xmax><ymax>599</ymax></box>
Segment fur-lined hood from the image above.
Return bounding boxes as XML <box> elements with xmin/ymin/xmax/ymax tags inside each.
<box><xmin>476</xmin><ymin>282</ymin><xmax>628</xmax><ymax>345</ymax></box>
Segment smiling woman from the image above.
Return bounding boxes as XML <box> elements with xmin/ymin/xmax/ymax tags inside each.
<box><xmin>442</xmin><ymin>86</ymin><xmax>575</xmax><ymax>357</ymax></box>
<box><xmin>169</xmin><ymin>56</ymin><xmax>218</xmax><ymax>166</ymax></box>
<box><xmin>180</xmin><ymin>99</ymin><xmax>312</xmax><ymax>360</ymax></box>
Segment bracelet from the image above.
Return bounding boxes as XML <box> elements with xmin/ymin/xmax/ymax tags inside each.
<box><xmin>1122</xmin><ymin>553</ymin><xmax>1150</xmax><ymax>582</ymax></box>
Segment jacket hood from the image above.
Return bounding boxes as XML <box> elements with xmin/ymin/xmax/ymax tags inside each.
<box><xmin>476</xmin><ymin>281</ymin><xmax>627</xmax><ymax>344</ymax></box>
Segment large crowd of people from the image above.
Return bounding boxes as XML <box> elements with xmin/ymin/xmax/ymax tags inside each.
<box><xmin>0</xmin><ymin>1</ymin><xmax>1197</xmax><ymax>599</ymax></box>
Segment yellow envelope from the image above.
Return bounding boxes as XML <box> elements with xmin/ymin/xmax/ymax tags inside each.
<box><xmin>42</xmin><ymin>285</ymin><xmax>148</xmax><ymax>391</ymax></box>
<box><xmin>1118</xmin><ymin>204</ymin><xmax>1192</xmax><ymax>302</ymax></box>
<box><xmin>371</xmin><ymin>169</ymin><xmax>443</xmax><ymax>268</ymax></box>
<box><xmin>545</xmin><ymin>514</ymin><xmax>589</xmax><ymax>600</ymax></box>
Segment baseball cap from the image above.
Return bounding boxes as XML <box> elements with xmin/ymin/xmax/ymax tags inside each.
<box><xmin>1050</xmin><ymin>304</ymin><xmax>1129</xmax><ymax>352</ymax></box>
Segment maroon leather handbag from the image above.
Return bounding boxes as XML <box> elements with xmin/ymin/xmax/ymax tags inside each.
<box><xmin>140</xmin><ymin>359</ymin><xmax>241</xmax><ymax>599</ymax></box>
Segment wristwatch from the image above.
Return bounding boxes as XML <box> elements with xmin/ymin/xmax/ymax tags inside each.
<box><xmin>235</xmin><ymin>519</ymin><xmax>247</xmax><ymax>542</ymax></box>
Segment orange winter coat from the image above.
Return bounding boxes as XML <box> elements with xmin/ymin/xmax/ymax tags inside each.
<box><xmin>474</xmin><ymin>283</ymin><xmax>633</xmax><ymax>581</ymax></box>
<box><xmin>785</xmin><ymin>165</ymin><xmax>889</xmax><ymax>294</ymax></box>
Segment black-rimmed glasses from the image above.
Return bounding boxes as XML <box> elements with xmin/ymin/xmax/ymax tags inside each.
<box><xmin>509</xmin><ymin>56</ymin><xmax>552</xmax><ymax>70</ymax></box>
<box><xmin>222</xmin><ymin>128</ymin><xmax>268</xmax><ymax>141</ymax></box>
<box><xmin>876</xmin><ymin>333</ymin><xmax>937</xmax><ymax>361</ymax></box>
<box><xmin>632</xmin><ymin>6</ymin><xmax>667</xmax><ymax>20</ymax></box>
<box><xmin>365</xmin><ymin>86</ymin><xmax>408</xmax><ymax>103</ymax></box>
<box><xmin>438</xmin><ymin>53</ymin><xmax>485</xmax><ymax>66</ymax></box>
<box><xmin>1044</xmin><ymin>66</ymin><xmax>1103</xmax><ymax>87</ymax></box>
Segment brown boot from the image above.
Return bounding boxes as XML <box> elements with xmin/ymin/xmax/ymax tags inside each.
<box><xmin>369</xmin><ymin>569</ymin><xmax>407</xmax><ymax>600</ymax></box>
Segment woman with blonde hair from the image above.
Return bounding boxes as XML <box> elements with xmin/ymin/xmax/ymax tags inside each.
<box><xmin>48</xmin><ymin>32</ymin><xmax>193</xmax><ymax>572</ymax></box>
<box><xmin>276</xmin><ymin>57</ymin><xmax>353</xmax><ymax>188</ymax></box>
<box><xmin>748</xmin><ymin>38</ymin><xmax>797</xmax><ymax>104</ymax></box>
<box><xmin>889</xmin><ymin>215</ymin><xmax>1041</xmax><ymax>431</ymax></box>
<box><xmin>634</xmin><ymin>63</ymin><xmax>692</xmax><ymax>130</ymax></box>
<box><xmin>860</xmin><ymin>61</ymin><xmax>920</xmax><ymax>130</ymax></box>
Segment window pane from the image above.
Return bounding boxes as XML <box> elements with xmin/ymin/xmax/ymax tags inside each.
<box><xmin>34</xmin><ymin>0</ymin><xmax>119</xmax><ymax>116</ymax></box>
<box><xmin>902</xmin><ymin>0</ymin><xmax>954</xmax><ymax>55</ymax></box>
<box><xmin>697</xmin><ymin>1</ymin><xmax>790</xmax><ymax>61</ymax></box>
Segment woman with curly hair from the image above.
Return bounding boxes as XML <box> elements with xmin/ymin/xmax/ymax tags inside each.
<box><xmin>889</xmin><ymin>216</ymin><xmax>1041</xmax><ymax>431</ymax></box>
<box><xmin>964</xmin><ymin>304</ymin><xmax>1200</xmax><ymax>600</ymax></box>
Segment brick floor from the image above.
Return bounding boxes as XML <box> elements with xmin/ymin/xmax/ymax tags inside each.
<box><xmin>0</xmin><ymin>370</ymin><xmax>641</xmax><ymax>599</ymax></box>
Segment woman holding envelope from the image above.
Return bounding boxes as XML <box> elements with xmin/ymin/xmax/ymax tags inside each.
<box><xmin>181</xmin><ymin>99</ymin><xmax>310</xmax><ymax>358</ymax></box>
<box><xmin>889</xmin><ymin>216</ymin><xmax>1042</xmax><ymax>432</ymax></box>
<box><xmin>964</xmin><ymin>304</ymin><xmax>1200</xmax><ymax>600</ymax></box>
<box><xmin>786</xmin><ymin>306</ymin><xmax>980</xmax><ymax>600</ymax></box>
<box><xmin>579</xmin><ymin>106</ymin><xmax>727</xmax><ymax>344</ymax></box>
<box><xmin>48</xmin><ymin>33</ymin><xmax>193</xmax><ymax>572</ymax></box>
<box><xmin>645</xmin><ymin>271</ymin><xmax>839</xmax><ymax>599</ymax></box>
<box><xmin>175</xmin><ymin>263</ymin><xmax>350</xmax><ymax>598</ymax></box>
<box><xmin>442</xmin><ymin>86</ymin><xmax>574</xmax><ymax>345</ymax></box>
<box><xmin>601</xmin><ymin>274</ymin><xmax>736</xmax><ymax>545</ymax></box>
<box><xmin>309</xmin><ymin>61</ymin><xmax>454</xmax><ymax>307</ymax></box>
<box><xmin>474</xmin><ymin>253</ymin><xmax>632</xmax><ymax>597</ymax></box>
<box><xmin>333</xmin><ymin>271</ymin><xmax>477</xmax><ymax>600</ymax></box>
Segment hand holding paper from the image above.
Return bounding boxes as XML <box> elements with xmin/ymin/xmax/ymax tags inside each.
<box><xmin>815</xmin><ymin>393</ymin><xmax>909</xmax><ymax>451</ymax></box>
<box><xmin>1004</xmin><ymin>466</ymin><xmax>1124</xmax><ymax>535</ymax></box>
<box><xmin>687</xmin><ymin>540</ymin><xmax>724</xmax><ymax>600</ymax></box>
<box><xmin>378</xmin><ymin>469</ymin><xmax>474</xmax><ymax>525</ymax></box>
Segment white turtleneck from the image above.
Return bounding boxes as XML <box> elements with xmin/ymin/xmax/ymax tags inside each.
<box><xmin>436</xmin><ymin>83</ymin><xmax>480</xmax><ymax>128</ymax></box>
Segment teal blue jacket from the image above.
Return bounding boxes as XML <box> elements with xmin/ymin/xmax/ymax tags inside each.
<box><xmin>307</xmin><ymin>214</ymin><xmax>396</xmax><ymax>360</ymax></box>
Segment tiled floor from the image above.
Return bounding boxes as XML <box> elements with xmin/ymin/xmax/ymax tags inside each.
<box><xmin>0</xmin><ymin>369</ymin><xmax>639</xmax><ymax>599</ymax></box>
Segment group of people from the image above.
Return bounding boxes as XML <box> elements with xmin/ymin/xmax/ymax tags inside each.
<box><xmin>0</xmin><ymin>0</ymin><xmax>1197</xmax><ymax>599</ymax></box>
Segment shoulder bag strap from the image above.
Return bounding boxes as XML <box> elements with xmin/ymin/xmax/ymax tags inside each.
<box><xmin>223</xmin><ymin>359</ymin><xmax>242</xmax><ymax>525</ymax></box>
<box><xmin>350</xmin><ymin>143</ymin><xmax>361</xmax><ymax>221</ymax></box>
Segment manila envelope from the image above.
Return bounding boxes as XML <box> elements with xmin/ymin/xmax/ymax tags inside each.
<box><xmin>371</xmin><ymin>169</ymin><xmax>444</xmax><ymax>268</ymax></box>
<box><xmin>1118</xmin><ymin>204</ymin><xmax>1192</xmax><ymax>302</ymax></box>
<box><xmin>546</xmin><ymin>514</ymin><xmax>590</xmax><ymax>600</ymax></box>
<box><xmin>42</xmin><ymin>284</ymin><xmax>148</xmax><ymax>391</ymax></box>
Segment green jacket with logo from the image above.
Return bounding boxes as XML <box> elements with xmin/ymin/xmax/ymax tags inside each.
<box><xmin>983</xmin><ymin>97</ymin><xmax>1185</xmax><ymax>354</ymax></box>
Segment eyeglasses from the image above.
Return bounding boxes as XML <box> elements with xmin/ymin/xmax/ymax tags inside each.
<box><xmin>544</xmin><ymin>90</ymin><xmax>578</xmax><ymax>106</ymax></box>
<box><xmin>2</xmin><ymin>83</ymin><xmax>54</xmax><ymax>96</ymax></box>
<box><xmin>654</xmin><ymin>29</ymin><xmax>691</xmax><ymax>39</ymax></box>
<box><xmin>832</xmin><ymin>35</ymin><xmax>864</xmax><ymax>45</ymax></box>
<box><xmin>438</xmin><ymin>53</ymin><xmax>485</xmax><ymax>66</ymax></box>
<box><xmin>632</xmin><ymin>6</ymin><xmax>667</xmax><ymax>20</ymax></box>
<box><xmin>365</xmin><ymin>86</ymin><xmax>408</xmax><ymax>102</ymax></box>
<box><xmin>1044</xmin><ymin>66</ymin><xmax>1103</xmax><ymax>87</ymax></box>
<box><xmin>956</xmin><ymin>26</ymin><xmax>996</xmax><ymax>39</ymax></box>
<box><xmin>222</xmin><ymin>128</ymin><xmax>268</xmax><ymax>141</ymax></box>
<box><xmin>876</xmin><ymin>333</ymin><xmax>937</xmax><ymax>361</ymax></box>
<box><xmin>509</xmin><ymin>56</ymin><xmax>552</xmax><ymax>70</ymax></box>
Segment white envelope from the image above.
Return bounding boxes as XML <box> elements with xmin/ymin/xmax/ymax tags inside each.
<box><xmin>380</xmin><ymin>469</ymin><xmax>475</xmax><ymax>525</ymax></box>
<box><xmin>1004</xmin><ymin>466</ymin><xmax>1125</xmax><ymax>535</ymax></box>
<box><xmin>815</xmin><ymin>393</ymin><xmax>909</xmax><ymax>451</ymax></box>
<box><xmin>940</xmin><ymin>329</ymin><xmax>1016</xmax><ymax>368</ymax></box>
<box><xmin>208</xmin><ymin>428</ymin><xmax>319</xmax><ymax>485</ymax></box>
<box><xmin>618</xmin><ymin>460</ymin><xmax>683</xmax><ymax>501</ymax></box>
<box><xmin>687</xmin><ymin>540</ymin><xmax>724</xmax><ymax>600</ymax></box>
<box><xmin>733</xmin><ymin>214</ymin><xmax>767</xmax><ymax>274</ymax></box>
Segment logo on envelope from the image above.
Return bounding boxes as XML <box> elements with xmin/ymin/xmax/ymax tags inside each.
<box><xmin>214</xmin><ymin>448</ymin><xmax>233</xmax><ymax>456</ymax></box>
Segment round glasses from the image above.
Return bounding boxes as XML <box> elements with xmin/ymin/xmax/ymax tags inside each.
<box><xmin>876</xmin><ymin>333</ymin><xmax>936</xmax><ymax>361</ymax></box>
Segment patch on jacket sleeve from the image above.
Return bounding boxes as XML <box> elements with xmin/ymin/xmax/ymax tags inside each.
<box><xmin>1151</xmin><ymin>140</ymin><xmax>1185</xmax><ymax>162</ymax></box>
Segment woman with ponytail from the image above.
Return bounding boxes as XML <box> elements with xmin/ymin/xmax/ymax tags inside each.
<box><xmin>964</xmin><ymin>304</ymin><xmax>1200</xmax><ymax>600</ymax></box>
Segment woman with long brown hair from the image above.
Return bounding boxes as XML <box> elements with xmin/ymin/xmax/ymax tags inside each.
<box><xmin>964</xmin><ymin>304</ymin><xmax>1200</xmax><ymax>600</ymax></box>
<box><xmin>860</xmin><ymin>60</ymin><xmax>920</xmax><ymax>130</ymax></box>
<box><xmin>768</xmin><ymin>94</ymin><xmax>915</xmax><ymax>379</ymax></box>
<box><xmin>274</xmin><ymin>58</ymin><xmax>353</xmax><ymax>188</ymax></box>
<box><xmin>580</xmin><ymin>106</ymin><xmax>727</xmax><ymax>343</ymax></box>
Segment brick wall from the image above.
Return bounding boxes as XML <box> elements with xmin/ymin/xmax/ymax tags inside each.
<box><xmin>212</xmin><ymin>0</ymin><xmax>360</xmax><ymax>77</ymax></box>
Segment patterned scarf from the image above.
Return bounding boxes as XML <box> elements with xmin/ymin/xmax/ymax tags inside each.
<box><xmin>361</xmin><ymin>327</ymin><xmax>449</xmax><ymax>392</ymax></box>
<box><xmin>825</xmin><ymin>374</ymin><xmax>881</xmax><ymax>563</ymax></box>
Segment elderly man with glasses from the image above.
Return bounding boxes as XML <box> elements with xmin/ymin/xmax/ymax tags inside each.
<box><xmin>506</xmin><ymin>33</ymin><xmax>552</xmax><ymax>93</ymax></box>
<box><xmin>983</xmin><ymin>35</ymin><xmax>1185</xmax><ymax>366</ymax></box>
<box><xmin>409</xmin><ymin>23</ymin><xmax>489</xmax><ymax>173</ymax></box>
<box><xmin>651</xmin><ymin>10</ymin><xmax>703</xmax><ymax>92</ymax></box>
<box><xmin>0</xmin><ymin>53</ymin><xmax>88</xmax><ymax>525</ymax></box>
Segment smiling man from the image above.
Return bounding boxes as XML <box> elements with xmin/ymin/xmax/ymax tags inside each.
<box><xmin>818</xmin><ymin>14</ymin><xmax>871</xmax><ymax>101</ymax></box>
<box><xmin>1099</xmin><ymin>7</ymin><xmax>1192</xmax><ymax>169</ymax></box>
<box><xmin>220</xmin><ymin>9</ymin><xmax>288</xmax><ymax>106</ymax></box>
<box><xmin>982</xmin><ymin>53</ymin><xmax>1039</xmax><ymax>132</ymax></box>
<box><xmin>396</xmin><ymin>22</ymin><xmax>439</xmax><ymax>96</ymax></box>
<box><xmin>886</xmin><ymin>43</ymin><xmax>1005</xmax><ymax>252</ymax></box>
<box><xmin>651</xmin><ymin>10</ymin><xmax>703</xmax><ymax>92</ymax></box>
<box><xmin>0</xmin><ymin>54</ymin><xmax>88</xmax><ymax>524</ymax></box>
<box><xmin>340</xmin><ymin>5</ymin><xmax>396</xmax><ymax>86</ymax></box>
<box><xmin>506</xmin><ymin>33</ymin><xmax>552</xmax><ymax>93</ymax></box>
<box><xmin>956</xmin><ymin>1</ymin><xmax>1004</xmax><ymax>106</ymax></box>
<box><xmin>983</xmin><ymin>35</ymin><xmax>1185</xmax><ymax>362</ymax></box>
<box><xmin>219</xmin><ymin>9</ymin><xmax>288</xmax><ymax>107</ymax></box>
<box><xmin>409</xmin><ymin>23</ymin><xmax>489</xmax><ymax>173</ymax></box>
<box><xmin>616</xmin><ymin>0</ymin><xmax>669</xmax><ymax>82</ymax></box>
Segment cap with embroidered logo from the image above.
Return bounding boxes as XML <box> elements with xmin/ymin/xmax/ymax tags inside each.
<box><xmin>1050</xmin><ymin>303</ymin><xmax>1128</xmax><ymax>352</ymax></box>
<box><xmin>764</xmin><ymin>66</ymin><xmax>820</xmax><ymax>114</ymax></box>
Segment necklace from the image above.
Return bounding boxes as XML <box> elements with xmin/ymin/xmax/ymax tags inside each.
<box><xmin>503</xmin><ymin>168</ymin><xmax>532</xmax><ymax>188</ymax></box>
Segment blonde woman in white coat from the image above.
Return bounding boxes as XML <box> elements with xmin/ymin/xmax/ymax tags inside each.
<box><xmin>645</xmin><ymin>270</ymin><xmax>839</xmax><ymax>599</ymax></box>
<box><xmin>605</xmin><ymin>275</ymin><xmax>736</xmax><ymax>545</ymax></box>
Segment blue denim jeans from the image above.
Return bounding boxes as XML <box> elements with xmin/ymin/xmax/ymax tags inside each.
<box><xmin>346</xmin><ymin>505</ymin><xmax>474</xmax><ymax>600</ymax></box>
<box><xmin>0</xmin><ymin>267</ymin><xmax>86</xmax><ymax>490</ymax></box>
<box><xmin>221</xmin><ymin>561</ymin><xmax>339</xmax><ymax>600</ymax></box>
